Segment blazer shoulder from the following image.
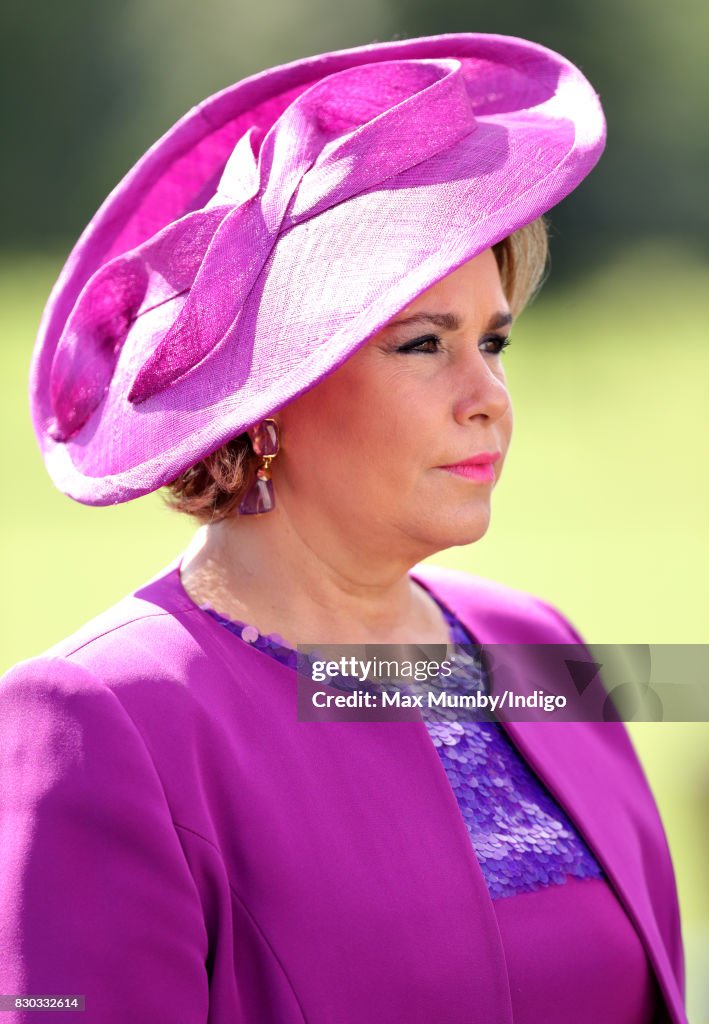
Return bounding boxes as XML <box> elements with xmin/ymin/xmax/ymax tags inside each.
<box><xmin>2</xmin><ymin>560</ymin><xmax>223</xmax><ymax>698</ymax></box>
<box><xmin>410</xmin><ymin>562</ymin><xmax>587</xmax><ymax>645</ymax></box>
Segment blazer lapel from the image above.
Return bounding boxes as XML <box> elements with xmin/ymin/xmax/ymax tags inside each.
<box><xmin>410</xmin><ymin>564</ymin><xmax>687</xmax><ymax>1024</ymax></box>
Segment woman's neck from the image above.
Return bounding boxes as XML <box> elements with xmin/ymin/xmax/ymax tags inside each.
<box><xmin>179</xmin><ymin>512</ymin><xmax>450</xmax><ymax>648</ymax></box>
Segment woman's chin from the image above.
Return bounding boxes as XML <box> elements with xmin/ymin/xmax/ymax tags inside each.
<box><xmin>450</xmin><ymin>521</ymin><xmax>491</xmax><ymax>548</ymax></box>
<box><xmin>418</xmin><ymin>507</ymin><xmax>492</xmax><ymax>553</ymax></box>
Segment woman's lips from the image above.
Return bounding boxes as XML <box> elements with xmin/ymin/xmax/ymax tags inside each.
<box><xmin>442</xmin><ymin>463</ymin><xmax>496</xmax><ymax>482</ymax></box>
<box><xmin>438</xmin><ymin>451</ymin><xmax>501</xmax><ymax>483</ymax></box>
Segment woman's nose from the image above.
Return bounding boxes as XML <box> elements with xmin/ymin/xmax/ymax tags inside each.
<box><xmin>452</xmin><ymin>351</ymin><xmax>512</xmax><ymax>425</ymax></box>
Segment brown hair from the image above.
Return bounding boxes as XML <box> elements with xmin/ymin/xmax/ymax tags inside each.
<box><xmin>162</xmin><ymin>216</ymin><xmax>549</xmax><ymax>523</ymax></box>
<box><xmin>493</xmin><ymin>214</ymin><xmax>549</xmax><ymax>317</ymax></box>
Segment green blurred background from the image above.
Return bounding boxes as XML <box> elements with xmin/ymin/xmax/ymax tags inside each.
<box><xmin>1</xmin><ymin>0</ymin><xmax>707</xmax><ymax>1018</ymax></box>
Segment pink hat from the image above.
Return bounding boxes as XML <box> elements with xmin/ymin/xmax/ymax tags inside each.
<box><xmin>31</xmin><ymin>32</ymin><xmax>606</xmax><ymax>505</ymax></box>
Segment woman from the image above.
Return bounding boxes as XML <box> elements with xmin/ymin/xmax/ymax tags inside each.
<box><xmin>0</xmin><ymin>33</ymin><xmax>687</xmax><ymax>1024</ymax></box>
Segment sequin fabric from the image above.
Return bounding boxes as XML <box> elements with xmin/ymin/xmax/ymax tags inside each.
<box><xmin>203</xmin><ymin>601</ymin><xmax>603</xmax><ymax>900</ymax></box>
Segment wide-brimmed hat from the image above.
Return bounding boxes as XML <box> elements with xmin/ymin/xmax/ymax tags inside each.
<box><xmin>31</xmin><ymin>32</ymin><xmax>605</xmax><ymax>505</ymax></box>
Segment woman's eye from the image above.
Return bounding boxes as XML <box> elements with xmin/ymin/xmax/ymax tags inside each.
<box><xmin>396</xmin><ymin>334</ymin><xmax>442</xmax><ymax>354</ymax></box>
<box><xmin>481</xmin><ymin>334</ymin><xmax>512</xmax><ymax>355</ymax></box>
<box><xmin>395</xmin><ymin>333</ymin><xmax>511</xmax><ymax>356</ymax></box>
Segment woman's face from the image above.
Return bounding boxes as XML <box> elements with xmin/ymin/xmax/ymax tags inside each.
<box><xmin>274</xmin><ymin>247</ymin><xmax>514</xmax><ymax>564</ymax></box>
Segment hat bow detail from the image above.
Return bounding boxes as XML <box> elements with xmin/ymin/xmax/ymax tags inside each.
<box><xmin>48</xmin><ymin>58</ymin><xmax>476</xmax><ymax>440</ymax></box>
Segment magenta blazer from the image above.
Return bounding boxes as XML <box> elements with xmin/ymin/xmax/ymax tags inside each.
<box><xmin>0</xmin><ymin>560</ymin><xmax>687</xmax><ymax>1023</ymax></box>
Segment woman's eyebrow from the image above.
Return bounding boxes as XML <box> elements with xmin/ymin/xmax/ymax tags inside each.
<box><xmin>386</xmin><ymin>310</ymin><xmax>513</xmax><ymax>331</ymax></box>
<box><xmin>487</xmin><ymin>311</ymin><xmax>513</xmax><ymax>330</ymax></box>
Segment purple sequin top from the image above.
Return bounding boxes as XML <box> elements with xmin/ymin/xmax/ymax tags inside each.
<box><xmin>203</xmin><ymin>598</ymin><xmax>603</xmax><ymax>901</ymax></box>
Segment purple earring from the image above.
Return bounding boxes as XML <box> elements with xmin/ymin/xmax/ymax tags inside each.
<box><xmin>238</xmin><ymin>418</ymin><xmax>280</xmax><ymax>515</ymax></box>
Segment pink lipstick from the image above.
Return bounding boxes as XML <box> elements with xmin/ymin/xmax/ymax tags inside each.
<box><xmin>439</xmin><ymin>451</ymin><xmax>501</xmax><ymax>483</ymax></box>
